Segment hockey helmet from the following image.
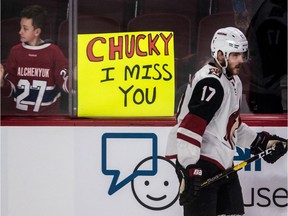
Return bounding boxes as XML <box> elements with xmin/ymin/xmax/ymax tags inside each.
<box><xmin>211</xmin><ymin>27</ymin><xmax>249</xmax><ymax>68</ymax></box>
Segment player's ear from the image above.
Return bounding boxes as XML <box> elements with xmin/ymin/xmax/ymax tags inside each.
<box><xmin>217</xmin><ymin>51</ymin><xmax>225</xmax><ymax>64</ymax></box>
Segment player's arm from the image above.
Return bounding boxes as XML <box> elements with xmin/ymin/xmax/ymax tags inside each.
<box><xmin>177</xmin><ymin>77</ymin><xmax>224</xmax><ymax>167</ymax></box>
<box><xmin>177</xmin><ymin>77</ymin><xmax>224</xmax><ymax>205</ymax></box>
<box><xmin>236</xmin><ymin>122</ymin><xmax>257</xmax><ymax>148</ymax></box>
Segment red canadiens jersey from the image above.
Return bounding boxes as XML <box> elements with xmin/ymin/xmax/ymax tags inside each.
<box><xmin>2</xmin><ymin>42</ymin><xmax>69</xmax><ymax>115</ymax></box>
<box><xmin>166</xmin><ymin>63</ymin><xmax>257</xmax><ymax>170</ymax></box>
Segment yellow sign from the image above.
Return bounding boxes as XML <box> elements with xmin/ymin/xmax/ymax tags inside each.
<box><xmin>77</xmin><ymin>32</ymin><xmax>175</xmax><ymax>117</ymax></box>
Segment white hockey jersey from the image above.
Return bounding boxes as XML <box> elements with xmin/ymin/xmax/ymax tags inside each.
<box><xmin>166</xmin><ymin>63</ymin><xmax>257</xmax><ymax>170</ymax></box>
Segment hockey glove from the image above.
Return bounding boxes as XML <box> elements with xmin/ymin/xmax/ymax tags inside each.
<box><xmin>179</xmin><ymin>165</ymin><xmax>202</xmax><ymax>206</ymax></box>
<box><xmin>250</xmin><ymin>131</ymin><xmax>287</xmax><ymax>164</ymax></box>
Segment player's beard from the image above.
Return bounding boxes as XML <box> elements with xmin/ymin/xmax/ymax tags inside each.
<box><xmin>227</xmin><ymin>64</ymin><xmax>241</xmax><ymax>76</ymax></box>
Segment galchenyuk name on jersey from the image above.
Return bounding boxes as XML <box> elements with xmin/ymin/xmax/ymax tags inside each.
<box><xmin>17</xmin><ymin>67</ymin><xmax>50</xmax><ymax>78</ymax></box>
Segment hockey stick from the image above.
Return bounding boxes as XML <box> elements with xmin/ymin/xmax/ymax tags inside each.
<box><xmin>201</xmin><ymin>147</ymin><xmax>273</xmax><ymax>188</ymax></box>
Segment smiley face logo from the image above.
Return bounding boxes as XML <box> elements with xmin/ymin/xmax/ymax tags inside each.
<box><xmin>131</xmin><ymin>156</ymin><xmax>179</xmax><ymax>210</ymax></box>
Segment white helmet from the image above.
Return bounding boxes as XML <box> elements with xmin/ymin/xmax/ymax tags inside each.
<box><xmin>211</xmin><ymin>27</ymin><xmax>249</xmax><ymax>69</ymax></box>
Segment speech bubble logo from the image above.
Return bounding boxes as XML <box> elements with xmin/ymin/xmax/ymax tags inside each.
<box><xmin>102</xmin><ymin>133</ymin><xmax>158</xmax><ymax>195</ymax></box>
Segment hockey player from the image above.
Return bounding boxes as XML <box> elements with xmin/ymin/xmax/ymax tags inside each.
<box><xmin>165</xmin><ymin>27</ymin><xmax>287</xmax><ymax>216</ymax></box>
<box><xmin>0</xmin><ymin>5</ymin><xmax>69</xmax><ymax>115</ymax></box>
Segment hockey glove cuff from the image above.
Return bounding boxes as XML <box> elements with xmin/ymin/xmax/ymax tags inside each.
<box><xmin>179</xmin><ymin>165</ymin><xmax>202</xmax><ymax>206</ymax></box>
